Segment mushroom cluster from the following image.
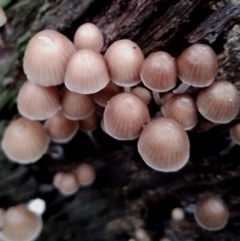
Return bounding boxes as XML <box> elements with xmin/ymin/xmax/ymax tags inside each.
<box><xmin>3</xmin><ymin>22</ymin><xmax>239</xmax><ymax>170</ymax></box>
<box><xmin>1</xmin><ymin>20</ymin><xmax>238</xmax><ymax>234</ymax></box>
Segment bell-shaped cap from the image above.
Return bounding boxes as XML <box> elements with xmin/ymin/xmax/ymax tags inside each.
<box><xmin>61</xmin><ymin>87</ymin><xmax>96</xmax><ymax>120</ymax></box>
<box><xmin>65</xmin><ymin>49</ymin><xmax>110</xmax><ymax>94</ymax></box>
<box><xmin>2</xmin><ymin>118</ymin><xmax>50</xmax><ymax>164</ymax></box>
<box><xmin>17</xmin><ymin>81</ymin><xmax>60</xmax><ymax>121</ymax></box>
<box><xmin>23</xmin><ymin>30</ymin><xmax>76</xmax><ymax>86</ymax></box>
<box><xmin>194</xmin><ymin>195</ymin><xmax>229</xmax><ymax>231</ymax></box>
<box><xmin>197</xmin><ymin>80</ymin><xmax>240</xmax><ymax>123</ymax></box>
<box><xmin>131</xmin><ymin>87</ymin><xmax>152</xmax><ymax>105</ymax></box>
<box><xmin>75</xmin><ymin>164</ymin><xmax>96</xmax><ymax>186</ymax></box>
<box><xmin>138</xmin><ymin>117</ymin><xmax>190</xmax><ymax>172</ymax></box>
<box><xmin>104</xmin><ymin>39</ymin><xmax>144</xmax><ymax>87</ymax></box>
<box><xmin>53</xmin><ymin>172</ymin><xmax>79</xmax><ymax>196</ymax></box>
<box><xmin>141</xmin><ymin>51</ymin><xmax>177</xmax><ymax>92</ymax></box>
<box><xmin>44</xmin><ymin>111</ymin><xmax>79</xmax><ymax>143</ymax></box>
<box><xmin>0</xmin><ymin>204</ymin><xmax>42</xmax><ymax>241</ymax></box>
<box><xmin>79</xmin><ymin>113</ymin><xmax>97</xmax><ymax>132</ymax></box>
<box><xmin>104</xmin><ymin>93</ymin><xmax>150</xmax><ymax>140</ymax></box>
<box><xmin>177</xmin><ymin>44</ymin><xmax>218</xmax><ymax>87</ymax></box>
<box><xmin>74</xmin><ymin>23</ymin><xmax>103</xmax><ymax>51</ymax></box>
<box><xmin>162</xmin><ymin>94</ymin><xmax>198</xmax><ymax>130</ymax></box>
<box><xmin>92</xmin><ymin>81</ymin><xmax>123</xmax><ymax>107</ymax></box>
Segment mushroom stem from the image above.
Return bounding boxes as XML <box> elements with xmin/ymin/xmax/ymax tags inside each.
<box><xmin>219</xmin><ymin>140</ymin><xmax>236</xmax><ymax>156</ymax></box>
<box><xmin>173</xmin><ymin>83</ymin><xmax>190</xmax><ymax>94</ymax></box>
<box><xmin>47</xmin><ymin>145</ymin><xmax>64</xmax><ymax>160</ymax></box>
<box><xmin>124</xmin><ymin>86</ymin><xmax>131</xmax><ymax>93</ymax></box>
<box><xmin>86</xmin><ymin>131</ymin><xmax>100</xmax><ymax>150</ymax></box>
<box><xmin>152</xmin><ymin>91</ymin><xmax>162</xmax><ymax>106</ymax></box>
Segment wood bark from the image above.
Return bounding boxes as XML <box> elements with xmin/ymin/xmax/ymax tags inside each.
<box><xmin>0</xmin><ymin>0</ymin><xmax>240</xmax><ymax>241</ymax></box>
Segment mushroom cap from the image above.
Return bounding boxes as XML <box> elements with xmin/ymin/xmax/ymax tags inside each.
<box><xmin>140</xmin><ymin>51</ymin><xmax>177</xmax><ymax>92</ymax></box>
<box><xmin>161</xmin><ymin>92</ymin><xmax>174</xmax><ymax>105</ymax></box>
<box><xmin>75</xmin><ymin>164</ymin><xmax>96</xmax><ymax>186</ymax></box>
<box><xmin>78</xmin><ymin>112</ymin><xmax>97</xmax><ymax>132</ymax></box>
<box><xmin>2</xmin><ymin>118</ymin><xmax>50</xmax><ymax>164</ymax></box>
<box><xmin>197</xmin><ymin>80</ymin><xmax>240</xmax><ymax>123</ymax></box>
<box><xmin>131</xmin><ymin>87</ymin><xmax>152</xmax><ymax>105</ymax></box>
<box><xmin>74</xmin><ymin>23</ymin><xmax>103</xmax><ymax>51</ymax></box>
<box><xmin>53</xmin><ymin>172</ymin><xmax>79</xmax><ymax>196</ymax></box>
<box><xmin>23</xmin><ymin>29</ymin><xmax>76</xmax><ymax>86</ymax></box>
<box><xmin>61</xmin><ymin>87</ymin><xmax>96</xmax><ymax>120</ymax></box>
<box><xmin>44</xmin><ymin>111</ymin><xmax>79</xmax><ymax>143</ymax></box>
<box><xmin>194</xmin><ymin>195</ymin><xmax>229</xmax><ymax>231</ymax></box>
<box><xmin>177</xmin><ymin>44</ymin><xmax>218</xmax><ymax>87</ymax></box>
<box><xmin>104</xmin><ymin>39</ymin><xmax>144</xmax><ymax>87</ymax></box>
<box><xmin>17</xmin><ymin>81</ymin><xmax>60</xmax><ymax>121</ymax></box>
<box><xmin>137</xmin><ymin>117</ymin><xmax>190</xmax><ymax>172</ymax></box>
<box><xmin>0</xmin><ymin>7</ymin><xmax>7</xmax><ymax>27</ymax></box>
<box><xmin>65</xmin><ymin>49</ymin><xmax>110</xmax><ymax>94</ymax></box>
<box><xmin>230</xmin><ymin>123</ymin><xmax>240</xmax><ymax>144</ymax></box>
<box><xmin>162</xmin><ymin>94</ymin><xmax>198</xmax><ymax>130</ymax></box>
<box><xmin>0</xmin><ymin>204</ymin><xmax>42</xmax><ymax>241</ymax></box>
<box><xmin>104</xmin><ymin>93</ymin><xmax>150</xmax><ymax>140</ymax></box>
<box><xmin>171</xmin><ymin>207</ymin><xmax>185</xmax><ymax>221</ymax></box>
<box><xmin>92</xmin><ymin>81</ymin><xmax>123</xmax><ymax>107</ymax></box>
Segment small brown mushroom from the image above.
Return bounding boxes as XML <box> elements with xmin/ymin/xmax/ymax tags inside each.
<box><xmin>194</xmin><ymin>195</ymin><xmax>229</xmax><ymax>231</ymax></box>
<box><xmin>138</xmin><ymin>117</ymin><xmax>190</xmax><ymax>172</ymax></box>
<box><xmin>24</xmin><ymin>30</ymin><xmax>76</xmax><ymax>86</ymax></box>
<box><xmin>131</xmin><ymin>87</ymin><xmax>152</xmax><ymax>105</ymax></box>
<box><xmin>104</xmin><ymin>93</ymin><xmax>150</xmax><ymax>140</ymax></box>
<box><xmin>17</xmin><ymin>81</ymin><xmax>60</xmax><ymax>121</ymax></box>
<box><xmin>53</xmin><ymin>172</ymin><xmax>79</xmax><ymax>196</ymax></box>
<box><xmin>0</xmin><ymin>204</ymin><xmax>42</xmax><ymax>241</ymax></box>
<box><xmin>162</xmin><ymin>94</ymin><xmax>198</xmax><ymax>130</ymax></box>
<box><xmin>197</xmin><ymin>80</ymin><xmax>239</xmax><ymax>124</ymax></box>
<box><xmin>65</xmin><ymin>49</ymin><xmax>110</xmax><ymax>94</ymax></box>
<box><xmin>92</xmin><ymin>81</ymin><xmax>123</xmax><ymax>107</ymax></box>
<box><xmin>104</xmin><ymin>39</ymin><xmax>144</xmax><ymax>89</ymax></box>
<box><xmin>2</xmin><ymin>118</ymin><xmax>50</xmax><ymax>164</ymax></box>
<box><xmin>74</xmin><ymin>23</ymin><xmax>103</xmax><ymax>51</ymax></box>
<box><xmin>61</xmin><ymin>87</ymin><xmax>96</xmax><ymax>120</ymax></box>
<box><xmin>75</xmin><ymin>164</ymin><xmax>96</xmax><ymax>186</ymax></box>
<box><xmin>140</xmin><ymin>51</ymin><xmax>177</xmax><ymax>105</ymax></box>
<box><xmin>174</xmin><ymin>44</ymin><xmax>218</xmax><ymax>93</ymax></box>
<box><xmin>44</xmin><ymin>111</ymin><xmax>79</xmax><ymax>143</ymax></box>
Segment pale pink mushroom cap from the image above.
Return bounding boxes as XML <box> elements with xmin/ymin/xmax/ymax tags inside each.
<box><xmin>194</xmin><ymin>195</ymin><xmax>229</xmax><ymax>231</ymax></box>
<box><xmin>44</xmin><ymin>111</ymin><xmax>79</xmax><ymax>143</ymax></box>
<box><xmin>0</xmin><ymin>204</ymin><xmax>42</xmax><ymax>241</ymax></box>
<box><xmin>23</xmin><ymin>29</ymin><xmax>76</xmax><ymax>86</ymax></box>
<box><xmin>140</xmin><ymin>51</ymin><xmax>177</xmax><ymax>92</ymax></box>
<box><xmin>65</xmin><ymin>49</ymin><xmax>110</xmax><ymax>94</ymax></box>
<box><xmin>61</xmin><ymin>87</ymin><xmax>96</xmax><ymax>120</ymax></box>
<box><xmin>177</xmin><ymin>44</ymin><xmax>218</xmax><ymax>87</ymax></box>
<box><xmin>2</xmin><ymin>118</ymin><xmax>50</xmax><ymax>164</ymax></box>
<box><xmin>197</xmin><ymin>80</ymin><xmax>240</xmax><ymax>123</ymax></box>
<box><xmin>104</xmin><ymin>93</ymin><xmax>150</xmax><ymax>140</ymax></box>
<box><xmin>17</xmin><ymin>81</ymin><xmax>60</xmax><ymax>121</ymax></box>
<box><xmin>138</xmin><ymin>118</ymin><xmax>190</xmax><ymax>172</ymax></box>
<box><xmin>104</xmin><ymin>39</ymin><xmax>144</xmax><ymax>87</ymax></box>
<box><xmin>74</xmin><ymin>23</ymin><xmax>103</xmax><ymax>51</ymax></box>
